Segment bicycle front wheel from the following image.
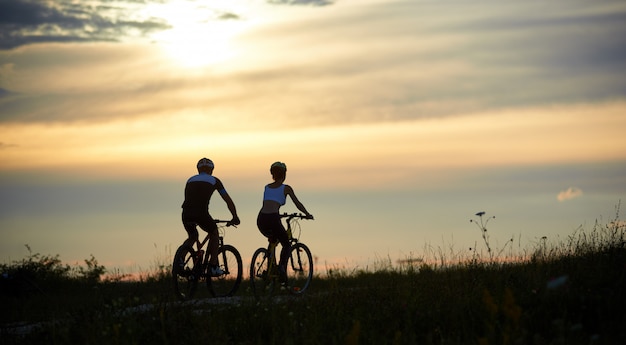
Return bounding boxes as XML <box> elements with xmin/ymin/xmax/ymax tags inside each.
<box><xmin>250</xmin><ymin>247</ymin><xmax>275</xmax><ymax>299</ymax></box>
<box><xmin>286</xmin><ymin>242</ymin><xmax>313</xmax><ymax>295</ymax></box>
<box><xmin>172</xmin><ymin>244</ymin><xmax>198</xmax><ymax>300</ymax></box>
<box><xmin>207</xmin><ymin>244</ymin><xmax>242</xmax><ymax>297</ymax></box>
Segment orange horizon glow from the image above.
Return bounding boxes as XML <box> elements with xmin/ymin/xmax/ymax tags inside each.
<box><xmin>2</xmin><ymin>101</ymin><xmax>625</xmax><ymax>190</ymax></box>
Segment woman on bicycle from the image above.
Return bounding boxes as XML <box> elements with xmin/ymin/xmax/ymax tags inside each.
<box><xmin>257</xmin><ymin>161</ymin><xmax>313</xmax><ymax>283</ymax></box>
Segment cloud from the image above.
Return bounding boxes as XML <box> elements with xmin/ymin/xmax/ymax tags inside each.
<box><xmin>0</xmin><ymin>141</ymin><xmax>18</xmax><ymax>149</ymax></box>
<box><xmin>0</xmin><ymin>0</ymin><xmax>171</xmax><ymax>50</ymax></box>
<box><xmin>557</xmin><ymin>187</ymin><xmax>583</xmax><ymax>202</ymax></box>
<box><xmin>218</xmin><ymin>12</ymin><xmax>242</xmax><ymax>21</ymax></box>
<box><xmin>0</xmin><ymin>0</ymin><xmax>278</xmax><ymax>51</ymax></box>
<box><xmin>1</xmin><ymin>0</ymin><xmax>625</xmax><ymax>127</ymax></box>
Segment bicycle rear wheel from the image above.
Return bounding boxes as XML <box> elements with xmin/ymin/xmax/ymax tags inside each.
<box><xmin>250</xmin><ymin>247</ymin><xmax>276</xmax><ymax>299</ymax></box>
<box><xmin>207</xmin><ymin>244</ymin><xmax>242</xmax><ymax>297</ymax></box>
<box><xmin>286</xmin><ymin>242</ymin><xmax>313</xmax><ymax>295</ymax></box>
<box><xmin>172</xmin><ymin>244</ymin><xmax>199</xmax><ymax>300</ymax></box>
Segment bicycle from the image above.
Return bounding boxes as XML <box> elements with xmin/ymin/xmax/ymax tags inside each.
<box><xmin>250</xmin><ymin>212</ymin><xmax>314</xmax><ymax>299</ymax></box>
<box><xmin>172</xmin><ymin>219</ymin><xmax>242</xmax><ymax>300</ymax></box>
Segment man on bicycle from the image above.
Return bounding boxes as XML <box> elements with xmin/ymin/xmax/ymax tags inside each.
<box><xmin>181</xmin><ymin>157</ymin><xmax>240</xmax><ymax>276</ymax></box>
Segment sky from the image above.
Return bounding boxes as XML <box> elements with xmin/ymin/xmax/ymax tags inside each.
<box><xmin>1</xmin><ymin>0</ymin><xmax>626</xmax><ymax>275</ymax></box>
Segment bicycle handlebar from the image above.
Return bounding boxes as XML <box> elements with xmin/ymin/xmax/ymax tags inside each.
<box><xmin>213</xmin><ymin>213</ymin><xmax>312</xmax><ymax>228</ymax></box>
<box><xmin>213</xmin><ymin>219</ymin><xmax>238</xmax><ymax>227</ymax></box>
<box><xmin>280</xmin><ymin>212</ymin><xmax>314</xmax><ymax>220</ymax></box>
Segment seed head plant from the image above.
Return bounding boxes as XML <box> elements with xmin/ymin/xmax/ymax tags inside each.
<box><xmin>470</xmin><ymin>211</ymin><xmax>496</xmax><ymax>261</ymax></box>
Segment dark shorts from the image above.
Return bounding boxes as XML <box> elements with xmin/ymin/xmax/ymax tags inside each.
<box><xmin>182</xmin><ymin>211</ymin><xmax>217</xmax><ymax>240</ymax></box>
<box><xmin>257</xmin><ymin>212</ymin><xmax>286</xmax><ymax>243</ymax></box>
<box><xmin>257</xmin><ymin>212</ymin><xmax>290</xmax><ymax>266</ymax></box>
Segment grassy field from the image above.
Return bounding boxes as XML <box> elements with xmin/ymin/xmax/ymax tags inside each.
<box><xmin>1</xmin><ymin>212</ymin><xmax>624</xmax><ymax>345</ymax></box>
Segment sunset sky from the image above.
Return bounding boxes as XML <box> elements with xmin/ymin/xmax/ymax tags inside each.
<box><xmin>1</xmin><ymin>0</ymin><xmax>625</xmax><ymax>274</ymax></box>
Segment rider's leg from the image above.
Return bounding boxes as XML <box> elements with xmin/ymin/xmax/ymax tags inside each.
<box><xmin>176</xmin><ymin>221</ymin><xmax>199</xmax><ymax>270</ymax></box>
<box><xmin>206</xmin><ymin>227</ymin><xmax>219</xmax><ymax>266</ymax></box>
<box><xmin>276</xmin><ymin>228</ymin><xmax>291</xmax><ymax>274</ymax></box>
<box><xmin>182</xmin><ymin>222</ymin><xmax>199</xmax><ymax>249</ymax></box>
<box><xmin>258</xmin><ymin>212</ymin><xmax>288</xmax><ymax>281</ymax></box>
<box><xmin>197</xmin><ymin>217</ymin><xmax>219</xmax><ymax>266</ymax></box>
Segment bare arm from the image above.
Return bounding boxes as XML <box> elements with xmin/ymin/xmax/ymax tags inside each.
<box><xmin>220</xmin><ymin>192</ymin><xmax>240</xmax><ymax>224</ymax></box>
<box><xmin>285</xmin><ymin>185</ymin><xmax>313</xmax><ymax>219</ymax></box>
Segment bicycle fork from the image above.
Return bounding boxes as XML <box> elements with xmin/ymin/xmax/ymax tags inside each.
<box><xmin>290</xmin><ymin>247</ymin><xmax>304</xmax><ymax>273</ymax></box>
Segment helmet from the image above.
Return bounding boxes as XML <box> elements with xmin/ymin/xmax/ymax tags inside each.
<box><xmin>270</xmin><ymin>161</ymin><xmax>287</xmax><ymax>171</ymax></box>
<box><xmin>197</xmin><ymin>158</ymin><xmax>214</xmax><ymax>170</ymax></box>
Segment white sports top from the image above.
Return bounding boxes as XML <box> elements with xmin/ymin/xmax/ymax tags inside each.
<box><xmin>263</xmin><ymin>184</ymin><xmax>286</xmax><ymax>205</ymax></box>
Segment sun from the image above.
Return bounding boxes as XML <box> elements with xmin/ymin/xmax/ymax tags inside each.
<box><xmin>144</xmin><ymin>1</ymin><xmax>251</xmax><ymax>68</ymax></box>
<box><xmin>156</xmin><ymin>22</ymin><xmax>240</xmax><ymax>68</ymax></box>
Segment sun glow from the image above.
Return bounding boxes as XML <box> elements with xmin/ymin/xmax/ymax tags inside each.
<box><xmin>144</xmin><ymin>1</ymin><xmax>252</xmax><ymax>68</ymax></box>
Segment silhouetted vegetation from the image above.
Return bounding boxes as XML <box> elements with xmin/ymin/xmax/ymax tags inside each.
<box><xmin>1</xmin><ymin>206</ymin><xmax>624</xmax><ymax>344</ymax></box>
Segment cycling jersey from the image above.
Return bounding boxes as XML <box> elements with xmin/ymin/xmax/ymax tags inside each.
<box><xmin>263</xmin><ymin>184</ymin><xmax>286</xmax><ymax>206</ymax></box>
<box><xmin>181</xmin><ymin>172</ymin><xmax>226</xmax><ymax>215</ymax></box>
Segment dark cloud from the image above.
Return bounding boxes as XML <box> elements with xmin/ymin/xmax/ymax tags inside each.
<box><xmin>218</xmin><ymin>12</ymin><xmax>241</xmax><ymax>21</ymax></box>
<box><xmin>0</xmin><ymin>0</ymin><xmax>171</xmax><ymax>50</ymax></box>
<box><xmin>0</xmin><ymin>142</ymin><xmax>18</xmax><ymax>149</ymax></box>
<box><xmin>0</xmin><ymin>0</ymin><xmax>337</xmax><ymax>50</ymax></box>
<box><xmin>268</xmin><ymin>0</ymin><xmax>334</xmax><ymax>6</ymax></box>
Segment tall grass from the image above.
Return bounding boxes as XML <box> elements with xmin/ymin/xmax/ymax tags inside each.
<box><xmin>1</xmin><ymin>206</ymin><xmax>624</xmax><ymax>344</ymax></box>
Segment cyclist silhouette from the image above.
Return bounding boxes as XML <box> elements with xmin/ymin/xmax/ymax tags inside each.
<box><xmin>257</xmin><ymin>161</ymin><xmax>313</xmax><ymax>283</ymax></box>
<box><xmin>181</xmin><ymin>158</ymin><xmax>240</xmax><ymax>276</ymax></box>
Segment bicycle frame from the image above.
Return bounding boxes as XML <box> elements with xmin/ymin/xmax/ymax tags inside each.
<box><xmin>265</xmin><ymin>214</ymin><xmax>301</xmax><ymax>269</ymax></box>
<box><xmin>250</xmin><ymin>212</ymin><xmax>314</xmax><ymax>298</ymax></box>
<box><xmin>173</xmin><ymin>219</ymin><xmax>243</xmax><ymax>300</ymax></box>
<box><xmin>194</xmin><ymin>222</ymin><xmax>228</xmax><ymax>270</ymax></box>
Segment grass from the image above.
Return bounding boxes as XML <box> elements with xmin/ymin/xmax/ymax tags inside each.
<box><xmin>1</xmin><ymin>208</ymin><xmax>625</xmax><ymax>345</ymax></box>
